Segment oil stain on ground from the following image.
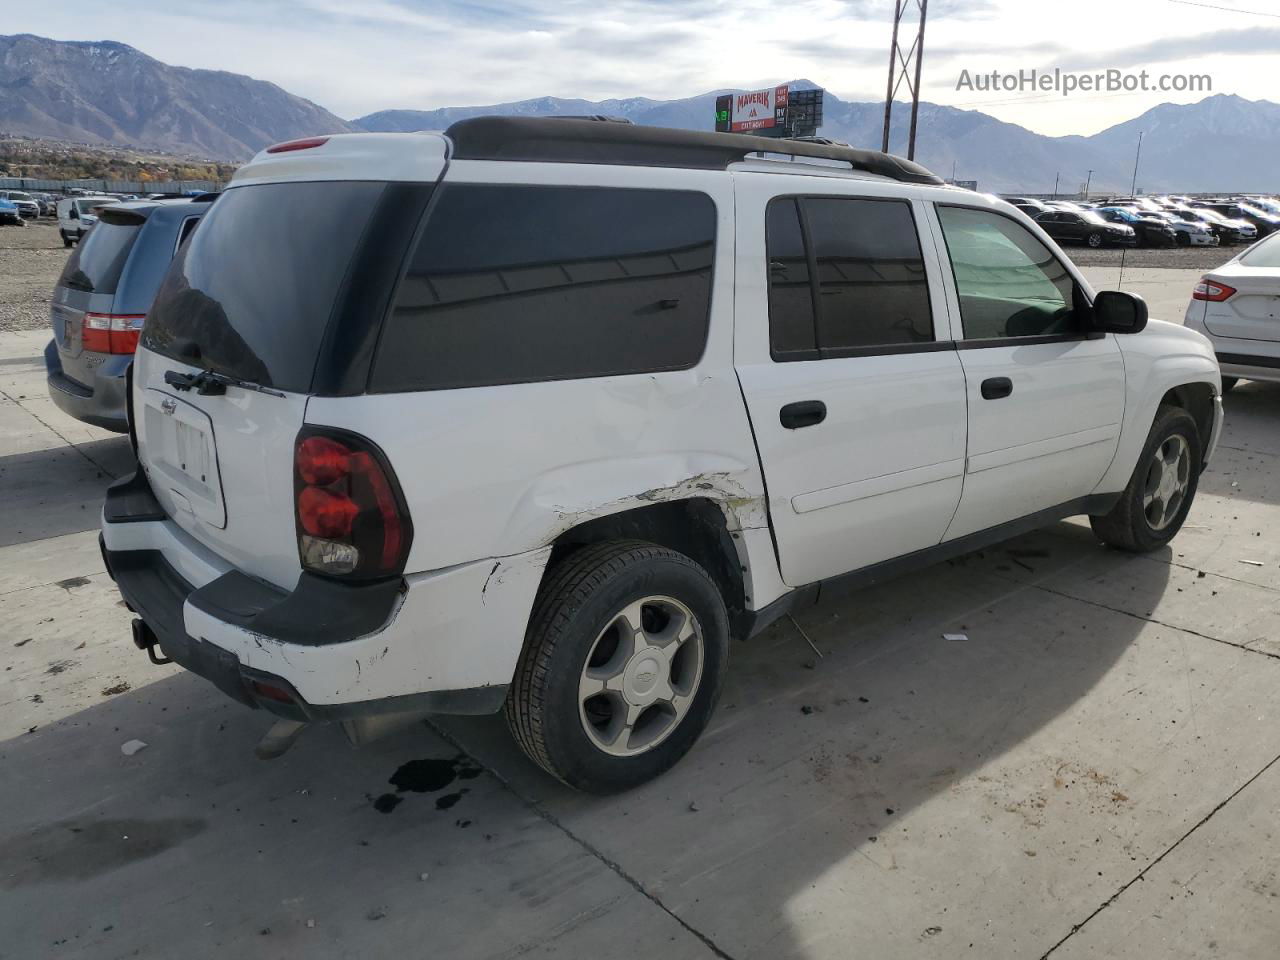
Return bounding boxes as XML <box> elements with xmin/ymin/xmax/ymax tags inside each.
<box><xmin>0</xmin><ymin>817</ymin><xmax>207</xmax><ymax>889</ymax></box>
<box><xmin>372</xmin><ymin>753</ymin><xmax>482</xmax><ymax>814</ymax></box>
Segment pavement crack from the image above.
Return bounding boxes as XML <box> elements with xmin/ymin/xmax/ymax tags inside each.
<box><xmin>1038</xmin><ymin>749</ymin><xmax>1280</xmax><ymax>959</ymax></box>
<box><xmin>0</xmin><ymin>387</ymin><xmax>122</xmax><ymax>480</ymax></box>
<box><xmin>1004</xmin><ymin>575</ymin><xmax>1280</xmax><ymax>662</ymax></box>
<box><xmin>427</xmin><ymin>721</ymin><xmax>739</xmax><ymax>960</ymax></box>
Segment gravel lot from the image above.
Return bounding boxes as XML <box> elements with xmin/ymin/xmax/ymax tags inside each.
<box><xmin>1066</xmin><ymin>242</ymin><xmax>1238</xmax><ymax>271</ymax></box>
<box><xmin>0</xmin><ymin>220</ymin><xmax>67</xmax><ymax>333</ymax></box>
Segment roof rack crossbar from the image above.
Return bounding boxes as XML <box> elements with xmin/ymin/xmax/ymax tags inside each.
<box><xmin>444</xmin><ymin>116</ymin><xmax>943</xmax><ymax>185</ymax></box>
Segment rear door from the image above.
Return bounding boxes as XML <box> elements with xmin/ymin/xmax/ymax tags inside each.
<box><xmin>929</xmin><ymin>203</ymin><xmax>1125</xmax><ymax>540</ymax></box>
<box><xmin>734</xmin><ymin>176</ymin><xmax>968</xmax><ymax>588</ymax></box>
<box><xmin>134</xmin><ymin>178</ymin><xmax>413</xmax><ymax>590</ymax></box>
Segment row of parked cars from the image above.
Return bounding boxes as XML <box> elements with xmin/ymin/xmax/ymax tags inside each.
<box><xmin>1000</xmin><ymin>194</ymin><xmax>1280</xmax><ymax>249</ymax></box>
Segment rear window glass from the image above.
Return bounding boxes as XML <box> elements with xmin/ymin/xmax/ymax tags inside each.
<box><xmin>143</xmin><ymin>181</ymin><xmax>384</xmax><ymax>393</ymax></box>
<box><xmin>1240</xmin><ymin>233</ymin><xmax>1280</xmax><ymax>268</ymax></box>
<box><xmin>58</xmin><ymin>222</ymin><xmax>142</xmax><ymax>295</ymax></box>
<box><xmin>371</xmin><ymin>184</ymin><xmax>716</xmax><ymax>392</ymax></box>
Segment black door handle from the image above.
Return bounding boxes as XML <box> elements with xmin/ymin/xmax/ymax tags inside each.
<box><xmin>981</xmin><ymin>377</ymin><xmax>1013</xmax><ymax>400</ymax></box>
<box><xmin>780</xmin><ymin>400</ymin><xmax>826</xmax><ymax>429</ymax></box>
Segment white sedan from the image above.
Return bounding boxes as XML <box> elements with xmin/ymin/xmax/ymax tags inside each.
<box><xmin>1185</xmin><ymin>231</ymin><xmax>1280</xmax><ymax>392</ymax></box>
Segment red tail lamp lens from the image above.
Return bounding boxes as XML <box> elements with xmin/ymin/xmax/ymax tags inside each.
<box><xmin>82</xmin><ymin>313</ymin><xmax>146</xmax><ymax>354</ymax></box>
<box><xmin>293</xmin><ymin>430</ymin><xmax>412</xmax><ymax>580</ymax></box>
<box><xmin>297</xmin><ymin>435</ymin><xmax>351</xmax><ymax>486</ymax></box>
<box><xmin>298</xmin><ymin>486</ymin><xmax>359</xmax><ymax>538</ymax></box>
<box><xmin>1192</xmin><ymin>279</ymin><xmax>1237</xmax><ymax>302</ymax></box>
<box><xmin>266</xmin><ymin>136</ymin><xmax>330</xmax><ymax>154</ymax></box>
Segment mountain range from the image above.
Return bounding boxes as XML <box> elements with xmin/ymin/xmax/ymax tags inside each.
<box><xmin>2</xmin><ymin>33</ymin><xmax>1276</xmax><ymax>193</ymax></box>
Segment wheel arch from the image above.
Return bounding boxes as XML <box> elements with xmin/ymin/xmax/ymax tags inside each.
<box><xmin>546</xmin><ymin>497</ymin><xmax>753</xmax><ymax>640</ymax></box>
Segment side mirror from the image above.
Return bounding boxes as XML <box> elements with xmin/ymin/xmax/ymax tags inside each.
<box><xmin>1092</xmin><ymin>290</ymin><xmax>1148</xmax><ymax>335</ymax></box>
<box><xmin>68</xmin><ymin>209</ymin><xmax>79</xmax><ymax>220</ymax></box>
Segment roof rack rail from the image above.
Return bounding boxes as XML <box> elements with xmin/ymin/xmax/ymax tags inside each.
<box><xmin>445</xmin><ymin>116</ymin><xmax>942</xmax><ymax>185</ymax></box>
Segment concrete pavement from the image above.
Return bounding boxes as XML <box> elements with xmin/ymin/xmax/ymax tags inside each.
<box><xmin>2</xmin><ymin>321</ymin><xmax>1280</xmax><ymax>959</ymax></box>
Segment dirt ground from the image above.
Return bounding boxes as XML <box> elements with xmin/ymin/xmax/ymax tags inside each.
<box><xmin>0</xmin><ymin>220</ymin><xmax>68</xmax><ymax>333</ymax></box>
<box><xmin>1065</xmin><ymin>242</ymin><xmax>1238</xmax><ymax>271</ymax></box>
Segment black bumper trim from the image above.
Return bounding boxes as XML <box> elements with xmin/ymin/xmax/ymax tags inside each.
<box><xmin>104</xmin><ymin>470</ymin><xmax>167</xmax><ymax>523</ymax></box>
<box><xmin>1217</xmin><ymin>352</ymin><xmax>1280</xmax><ymax>370</ymax></box>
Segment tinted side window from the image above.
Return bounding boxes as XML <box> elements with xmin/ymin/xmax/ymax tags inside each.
<box><xmin>372</xmin><ymin>184</ymin><xmax>716</xmax><ymax>392</ymax></box>
<box><xmin>937</xmin><ymin>206</ymin><xmax>1078</xmax><ymax>341</ymax></box>
<box><xmin>765</xmin><ymin>198</ymin><xmax>817</xmax><ymax>359</ymax></box>
<box><xmin>58</xmin><ymin>222</ymin><xmax>141</xmax><ymax>295</ymax></box>
<box><xmin>804</xmin><ymin>198</ymin><xmax>933</xmax><ymax>351</ymax></box>
<box><xmin>765</xmin><ymin>196</ymin><xmax>933</xmax><ymax>360</ymax></box>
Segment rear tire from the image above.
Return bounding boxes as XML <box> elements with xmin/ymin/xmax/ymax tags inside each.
<box><xmin>1220</xmin><ymin>377</ymin><xmax>1238</xmax><ymax>394</ymax></box>
<box><xmin>505</xmin><ymin>540</ymin><xmax>729</xmax><ymax>794</ymax></box>
<box><xmin>1090</xmin><ymin>405</ymin><xmax>1201</xmax><ymax>553</ymax></box>
<box><xmin>60</xmin><ymin>230</ymin><xmax>72</xmax><ymax>247</ymax></box>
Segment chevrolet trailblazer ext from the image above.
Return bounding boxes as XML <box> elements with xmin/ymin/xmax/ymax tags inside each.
<box><xmin>101</xmin><ymin>118</ymin><xmax>1223</xmax><ymax>793</ymax></box>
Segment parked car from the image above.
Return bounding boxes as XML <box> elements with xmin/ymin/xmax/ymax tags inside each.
<box><xmin>100</xmin><ymin>121</ymin><xmax>1223</xmax><ymax>793</ymax></box>
<box><xmin>1194</xmin><ymin>201</ymin><xmax>1280</xmax><ymax>238</ymax></box>
<box><xmin>1146</xmin><ymin>210</ymin><xmax>1218</xmax><ymax>246</ymax></box>
<box><xmin>1094</xmin><ymin>207</ymin><xmax>1177</xmax><ymax>247</ymax></box>
<box><xmin>0</xmin><ymin>197</ymin><xmax>24</xmax><ymax>226</ymax></box>
<box><xmin>0</xmin><ymin>190</ymin><xmax>41</xmax><ymax>219</ymax></box>
<box><xmin>1184</xmin><ymin>230</ymin><xmax>1280</xmax><ymax>393</ymax></box>
<box><xmin>45</xmin><ymin>199</ymin><xmax>210</xmax><ymax>431</ymax></box>
<box><xmin>1174</xmin><ymin>207</ymin><xmax>1255</xmax><ymax>245</ymax></box>
<box><xmin>1036</xmin><ymin>209</ymin><xmax>1136</xmax><ymax>247</ymax></box>
<box><xmin>32</xmin><ymin>193</ymin><xmax>57</xmax><ymax>216</ymax></box>
<box><xmin>56</xmin><ymin>196</ymin><xmax>120</xmax><ymax>246</ymax></box>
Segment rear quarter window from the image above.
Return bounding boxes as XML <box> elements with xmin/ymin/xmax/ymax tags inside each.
<box><xmin>370</xmin><ymin>184</ymin><xmax>717</xmax><ymax>392</ymax></box>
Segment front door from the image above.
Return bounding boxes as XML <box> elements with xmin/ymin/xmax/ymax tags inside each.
<box><xmin>734</xmin><ymin>178</ymin><xmax>968</xmax><ymax>587</ymax></box>
<box><xmin>929</xmin><ymin>204</ymin><xmax>1125</xmax><ymax>540</ymax></box>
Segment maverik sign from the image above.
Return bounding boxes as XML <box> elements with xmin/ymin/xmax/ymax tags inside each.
<box><xmin>716</xmin><ymin>85</ymin><xmax>790</xmax><ymax>134</ymax></box>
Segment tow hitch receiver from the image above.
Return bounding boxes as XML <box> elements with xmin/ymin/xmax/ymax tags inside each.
<box><xmin>131</xmin><ymin>619</ymin><xmax>173</xmax><ymax>665</ymax></box>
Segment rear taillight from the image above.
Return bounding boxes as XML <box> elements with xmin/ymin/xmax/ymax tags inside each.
<box><xmin>293</xmin><ymin>429</ymin><xmax>412</xmax><ymax>579</ymax></box>
<box><xmin>1192</xmin><ymin>279</ymin><xmax>1237</xmax><ymax>302</ymax></box>
<box><xmin>266</xmin><ymin>136</ymin><xmax>330</xmax><ymax>154</ymax></box>
<box><xmin>82</xmin><ymin>313</ymin><xmax>145</xmax><ymax>354</ymax></box>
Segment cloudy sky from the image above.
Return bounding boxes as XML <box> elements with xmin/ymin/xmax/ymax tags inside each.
<box><xmin>9</xmin><ymin>0</ymin><xmax>1278</xmax><ymax>135</ymax></box>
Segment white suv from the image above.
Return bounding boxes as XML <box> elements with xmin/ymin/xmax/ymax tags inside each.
<box><xmin>101</xmin><ymin>119</ymin><xmax>1224</xmax><ymax>793</ymax></box>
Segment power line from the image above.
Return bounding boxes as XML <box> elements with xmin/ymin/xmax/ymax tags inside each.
<box><xmin>1167</xmin><ymin>0</ymin><xmax>1280</xmax><ymax>18</ymax></box>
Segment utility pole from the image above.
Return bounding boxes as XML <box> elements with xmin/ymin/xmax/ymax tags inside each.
<box><xmin>1083</xmin><ymin>169</ymin><xmax>1094</xmax><ymax>201</ymax></box>
<box><xmin>881</xmin><ymin>0</ymin><xmax>929</xmax><ymax>160</ymax></box>
<box><xmin>1129</xmin><ymin>132</ymin><xmax>1144</xmax><ymax>195</ymax></box>
<box><xmin>1052</xmin><ymin>171</ymin><xmax>1060</xmax><ymax>200</ymax></box>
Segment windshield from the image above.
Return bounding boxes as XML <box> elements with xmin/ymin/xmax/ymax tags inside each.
<box><xmin>144</xmin><ymin>180</ymin><xmax>385</xmax><ymax>392</ymax></box>
<box><xmin>8</xmin><ymin>192</ymin><xmax>32</xmax><ymax>201</ymax></box>
<box><xmin>75</xmin><ymin>198</ymin><xmax>111</xmax><ymax>215</ymax></box>
<box><xmin>57</xmin><ymin>221</ymin><xmax>142</xmax><ymax>294</ymax></box>
<box><xmin>1080</xmin><ymin>211</ymin><xmax>1108</xmax><ymax>225</ymax></box>
<box><xmin>1240</xmin><ymin>233</ymin><xmax>1280</xmax><ymax>268</ymax></box>
<box><xmin>1197</xmin><ymin>210</ymin><xmax>1228</xmax><ymax>224</ymax></box>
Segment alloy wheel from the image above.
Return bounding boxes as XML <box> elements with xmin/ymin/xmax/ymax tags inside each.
<box><xmin>1143</xmin><ymin>434</ymin><xmax>1191</xmax><ymax>531</ymax></box>
<box><xmin>578</xmin><ymin>596</ymin><xmax>704</xmax><ymax>758</ymax></box>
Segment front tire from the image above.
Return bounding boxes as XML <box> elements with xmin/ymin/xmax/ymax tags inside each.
<box><xmin>1090</xmin><ymin>405</ymin><xmax>1201</xmax><ymax>552</ymax></box>
<box><xmin>506</xmin><ymin>540</ymin><xmax>729</xmax><ymax>793</ymax></box>
<box><xmin>60</xmin><ymin>230</ymin><xmax>73</xmax><ymax>247</ymax></box>
<box><xmin>1087</xmin><ymin>232</ymin><xmax>1104</xmax><ymax>248</ymax></box>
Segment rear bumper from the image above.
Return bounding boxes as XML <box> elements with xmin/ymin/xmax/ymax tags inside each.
<box><xmin>101</xmin><ymin>470</ymin><xmax>548</xmax><ymax>722</ymax></box>
<box><xmin>1215</xmin><ymin>351</ymin><xmax>1280</xmax><ymax>384</ymax></box>
<box><xmin>44</xmin><ymin>339</ymin><xmax>130</xmax><ymax>432</ymax></box>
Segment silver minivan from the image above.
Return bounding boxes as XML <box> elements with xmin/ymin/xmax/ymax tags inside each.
<box><xmin>46</xmin><ymin>198</ymin><xmax>211</xmax><ymax>431</ymax></box>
